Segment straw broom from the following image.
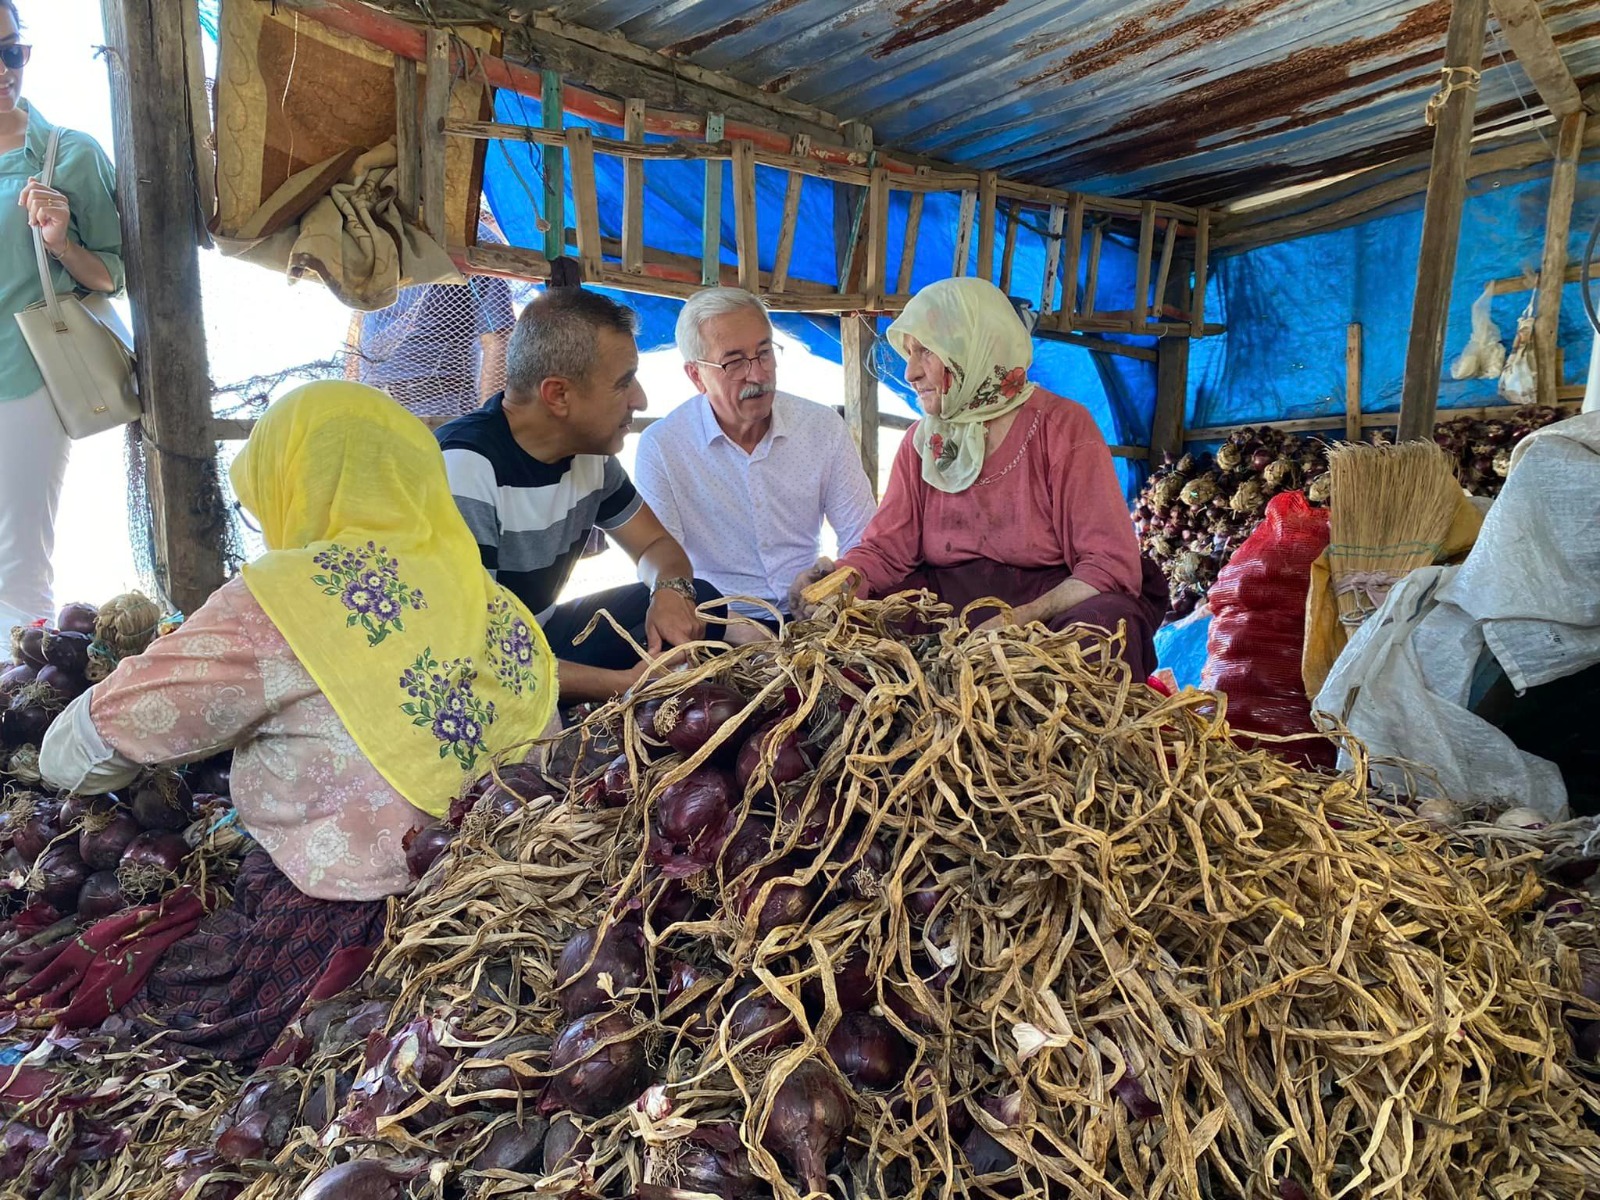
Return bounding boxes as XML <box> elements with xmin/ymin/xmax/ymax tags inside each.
<box><xmin>1326</xmin><ymin>440</ymin><xmax>1460</xmax><ymax>630</ymax></box>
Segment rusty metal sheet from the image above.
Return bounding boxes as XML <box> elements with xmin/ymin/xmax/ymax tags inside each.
<box><xmin>479</xmin><ymin>0</ymin><xmax>1600</xmax><ymax>205</ymax></box>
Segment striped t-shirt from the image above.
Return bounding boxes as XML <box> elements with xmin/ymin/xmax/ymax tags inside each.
<box><xmin>437</xmin><ymin>394</ymin><xmax>643</xmax><ymax>620</ymax></box>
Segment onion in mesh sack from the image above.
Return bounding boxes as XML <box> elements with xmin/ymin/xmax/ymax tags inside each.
<box><xmin>554</xmin><ymin>919</ymin><xmax>647</xmax><ymax>1017</ymax></box>
<box><xmin>541</xmin><ymin>1010</ymin><xmax>650</xmax><ymax>1116</ymax></box>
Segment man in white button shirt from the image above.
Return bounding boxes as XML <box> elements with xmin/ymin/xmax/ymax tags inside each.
<box><xmin>634</xmin><ymin>288</ymin><xmax>878</xmax><ymax>622</ymax></box>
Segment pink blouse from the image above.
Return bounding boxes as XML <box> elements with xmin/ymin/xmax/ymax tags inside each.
<box><xmin>839</xmin><ymin>389</ymin><xmax>1142</xmax><ymax>599</ymax></box>
<box><xmin>87</xmin><ymin>577</ymin><xmax>430</xmax><ymax>901</ymax></box>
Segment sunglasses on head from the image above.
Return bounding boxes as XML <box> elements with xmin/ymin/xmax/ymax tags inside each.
<box><xmin>0</xmin><ymin>44</ymin><xmax>31</xmax><ymax>71</ymax></box>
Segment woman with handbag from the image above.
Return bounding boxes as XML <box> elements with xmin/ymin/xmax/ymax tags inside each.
<box><xmin>0</xmin><ymin>1</ymin><xmax>125</xmax><ymax>629</ymax></box>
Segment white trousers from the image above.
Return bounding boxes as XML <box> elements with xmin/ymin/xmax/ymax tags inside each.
<box><xmin>0</xmin><ymin>385</ymin><xmax>70</xmax><ymax>630</ymax></box>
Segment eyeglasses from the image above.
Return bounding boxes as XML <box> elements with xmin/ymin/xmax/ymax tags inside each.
<box><xmin>0</xmin><ymin>45</ymin><xmax>31</xmax><ymax>71</ymax></box>
<box><xmin>695</xmin><ymin>345</ymin><xmax>781</xmax><ymax>381</ymax></box>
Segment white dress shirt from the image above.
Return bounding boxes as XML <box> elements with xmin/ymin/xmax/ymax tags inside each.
<box><xmin>634</xmin><ymin>392</ymin><xmax>877</xmax><ymax>617</ymax></box>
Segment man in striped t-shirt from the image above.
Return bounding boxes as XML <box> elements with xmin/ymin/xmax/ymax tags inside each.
<box><xmin>438</xmin><ymin>289</ymin><xmax>722</xmax><ymax>702</ymax></box>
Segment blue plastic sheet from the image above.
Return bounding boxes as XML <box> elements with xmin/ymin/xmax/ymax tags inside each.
<box><xmin>1154</xmin><ymin>609</ymin><xmax>1212</xmax><ymax>690</ymax></box>
<box><xmin>1190</xmin><ymin>165</ymin><xmax>1600</xmax><ymax>430</ymax></box>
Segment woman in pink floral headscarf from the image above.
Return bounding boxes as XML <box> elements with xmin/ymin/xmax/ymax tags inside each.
<box><xmin>791</xmin><ymin>277</ymin><xmax>1166</xmax><ymax>676</ymax></box>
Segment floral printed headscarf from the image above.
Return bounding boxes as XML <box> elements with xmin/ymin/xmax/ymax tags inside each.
<box><xmin>886</xmin><ymin>276</ymin><xmax>1038</xmax><ymax>493</ymax></box>
<box><xmin>231</xmin><ymin>382</ymin><xmax>556</xmax><ymax>817</ymax></box>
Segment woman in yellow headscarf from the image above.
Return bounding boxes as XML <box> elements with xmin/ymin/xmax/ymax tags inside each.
<box><xmin>34</xmin><ymin>381</ymin><xmax>557</xmax><ymax>1060</ymax></box>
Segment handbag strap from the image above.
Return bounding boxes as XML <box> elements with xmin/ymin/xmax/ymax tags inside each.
<box><xmin>31</xmin><ymin>127</ymin><xmax>67</xmax><ymax>334</ymax></box>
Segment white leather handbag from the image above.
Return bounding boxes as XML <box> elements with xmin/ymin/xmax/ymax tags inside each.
<box><xmin>13</xmin><ymin>126</ymin><xmax>139</xmax><ymax>439</ymax></box>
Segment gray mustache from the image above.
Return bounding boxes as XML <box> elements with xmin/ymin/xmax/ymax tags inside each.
<box><xmin>739</xmin><ymin>384</ymin><xmax>773</xmax><ymax>401</ymax></box>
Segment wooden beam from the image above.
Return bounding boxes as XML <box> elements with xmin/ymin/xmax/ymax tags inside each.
<box><xmin>1488</xmin><ymin>258</ymin><xmax>1600</xmax><ymax>295</ymax></box>
<box><xmin>833</xmin><ymin>122</ymin><xmax>873</xmax><ymax>294</ymax></box>
<box><xmin>567</xmin><ymin>127</ymin><xmax>603</xmax><ymax>281</ymax></box>
<box><xmin>1217</xmin><ymin>123</ymin><xmax>1600</xmax><ymax>250</ymax></box>
<box><xmin>621</xmin><ymin>98</ymin><xmax>645</xmax><ymax>275</ymax></box>
<box><xmin>1032</xmin><ymin>327</ymin><xmax>1159</xmax><ymax>362</ymax></box>
<box><xmin>1534</xmin><ymin>110</ymin><xmax>1586</xmax><ymax>406</ymax></box>
<box><xmin>1346</xmin><ymin>324</ymin><xmax>1364</xmax><ymax>442</ymax></box>
<box><xmin>863</xmin><ymin>167</ymin><xmax>890</xmax><ymax>307</ymax></box>
<box><xmin>896</xmin><ymin>168</ymin><xmax>927</xmax><ymax>296</ymax></box>
<box><xmin>1187</xmin><ymin>400</ymin><xmax>1582</xmax><ymax>442</ymax></box>
<box><xmin>1189</xmin><ymin>209</ymin><xmax>1210</xmax><ymax>335</ymax></box>
<box><xmin>702</xmin><ymin>112</ymin><xmax>725</xmax><ymax>287</ymax></box>
<box><xmin>842</xmin><ymin>316</ymin><xmax>880</xmax><ymax>496</ymax></box>
<box><xmin>1060</xmin><ymin>196</ymin><xmax>1084</xmax><ymax>318</ymax></box>
<box><xmin>952</xmin><ymin>189</ymin><xmax>976</xmax><ymax>277</ymax></box>
<box><xmin>771</xmin><ymin>133</ymin><xmax>809</xmax><ymax>294</ymax></box>
<box><xmin>421</xmin><ymin>30</ymin><xmax>451</xmax><ymax>241</ymax></box>
<box><xmin>1488</xmin><ymin>0</ymin><xmax>1582</xmax><ymax>117</ymax></box>
<box><xmin>977</xmin><ymin>170</ymin><xmax>998</xmax><ymax>282</ymax></box>
<box><xmin>732</xmin><ymin>139</ymin><xmax>760</xmax><ymax>293</ymax></box>
<box><xmin>541</xmin><ymin>69</ymin><xmax>565</xmax><ymax>263</ymax></box>
<box><xmin>394</xmin><ymin>57</ymin><xmax>421</xmax><ymax>224</ymax></box>
<box><xmin>1151</xmin><ymin>338</ymin><xmax>1189</xmax><ymax>462</ymax></box>
<box><xmin>998</xmin><ymin>202</ymin><xmax>1019</xmax><ymax>294</ymax></box>
<box><xmin>1399</xmin><ymin>0</ymin><xmax>1490</xmax><ymax>443</ymax></box>
<box><xmin>1083</xmin><ymin>224</ymin><xmax>1104</xmax><ymax>319</ymax></box>
<box><xmin>102</xmin><ymin>0</ymin><xmax>225</xmax><ymax>614</ymax></box>
<box><xmin>504</xmin><ymin>19</ymin><xmax>841</xmax><ymax>143</ymax></box>
<box><xmin>1133</xmin><ymin>202</ymin><xmax>1156</xmax><ymax>326</ymax></box>
<box><xmin>1151</xmin><ymin>218</ymin><xmax>1179</xmax><ymax>322</ymax></box>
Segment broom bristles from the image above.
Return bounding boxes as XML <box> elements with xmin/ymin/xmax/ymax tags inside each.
<box><xmin>1327</xmin><ymin>440</ymin><xmax>1459</xmax><ymax>626</ymax></box>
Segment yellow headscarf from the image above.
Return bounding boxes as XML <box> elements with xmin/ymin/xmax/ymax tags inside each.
<box><xmin>230</xmin><ymin>382</ymin><xmax>557</xmax><ymax>817</ymax></box>
<box><xmin>886</xmin><ymin>276</ymin><xmax>1038</xmax><ymax>493</ymax></box>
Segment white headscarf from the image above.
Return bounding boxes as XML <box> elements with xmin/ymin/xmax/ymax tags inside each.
<box><xmin>886</xmin><ymin>277</ymin><xmax>1037</xmax><ymax>493</ymax></box>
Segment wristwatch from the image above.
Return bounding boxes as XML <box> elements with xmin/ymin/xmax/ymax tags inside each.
<box><xmin>652</xmin><ymin>576</ymin><xmax>698</xmax><ymax>603</ymax></box>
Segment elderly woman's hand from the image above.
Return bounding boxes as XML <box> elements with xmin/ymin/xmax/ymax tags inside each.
<box><xmin>788</xmin><ymin>557</ymin><xmax>834</xmax><ymax>618</ymax></box>
<box><xmin>19</xmin><ymin>178</ymin><xmax>73</xmax><ymax>256</ymax></box>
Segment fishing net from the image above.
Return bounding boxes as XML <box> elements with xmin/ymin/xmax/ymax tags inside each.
<box><xmin>26</xmin><ymin>592</ymin><xmax>1600</xmax><ymax>1200</ymax></box>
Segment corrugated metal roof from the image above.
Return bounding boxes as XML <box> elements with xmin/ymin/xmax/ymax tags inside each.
<box><xmin>495</xmin><ymin>0</ymin><xmax>1600</xmax><ymax>206</ymax></box>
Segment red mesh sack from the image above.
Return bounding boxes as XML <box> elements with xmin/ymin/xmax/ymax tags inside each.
<box><xmin>1202</xmin><ymin>491</ymin><xmax>1335</xmax><ymax>768</ymax></box>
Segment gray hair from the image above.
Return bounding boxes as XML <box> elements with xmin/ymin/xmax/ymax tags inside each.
<box><xmin>675</xmin><ymin>287</ymin><xmax>771</xmax><ymax>363</ymax></box>
<box><xmin>506</xmin><ymin>288</ymin><xmax>639</xmax><ymax>396</ymax></box>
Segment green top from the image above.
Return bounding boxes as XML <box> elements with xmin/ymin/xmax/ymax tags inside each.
<box><xmin>0</xmin><ymin>100</ymin><xmax>125</xmax><ymax>403</ymax></box>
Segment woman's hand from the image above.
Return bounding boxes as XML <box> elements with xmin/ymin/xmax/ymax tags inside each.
<box><xmin>19</xmin><ymin>178</ymin><xmax>72</xmax><ymax>256</ymax></box>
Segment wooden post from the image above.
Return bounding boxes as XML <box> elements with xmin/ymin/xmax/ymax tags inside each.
<box><xmin>732</xmin><ymin>139</ymin><xmax>760</xmax><ymax>293</ymax></box>
<box><xmin>394</xmin><ymin>58</ymin><xmax>421</xmax><ymax>224</ymax></box>
<box><xmin>998</xmin><ymin>201</ymin><xmax>1019</xmax><ymax>295</ymax></box>
<box><xmin>833</xmin><ymin>122</ymin><xmax>873</xmax><ymax>293</ymax></box>
<box><xmin>1039</xmin><ymin>203</ymin><xmax>1065</xmax><ymax>320</ymax></box>
<box><xmin>1061</xmin><ymin>196</ymin><xmax>1084</xmax><ymax>321</ymax></box>
<box><xmin>542</xmin><ymin>69</ymin><xmax>565</xmax><ymax>263</ymax></box>
<box><xmin>1133</xmin><ymin>202</ymin><xmax>1156</xmax><ymax>327</ymax></box>
<box><xmin>621</xmin><ymin>98</ymin><xmax>645</xmax><ymax>274</ymax></box>
<box><xmin>1398</xmin><ymin>0</ymin><xmax>1490</xmax><ymax>442</ymax></box>
<box><xmin>1189</xmin><ymin>209</ymin><xmax>1211</xmax><ymax>335</ymax></box>
<box><xmin>771</xmin><ymin>133</ymin><xmax>809</xmax><ymax>294</ymax></box>
<box><xmin>1083</xmin><ymin>224</ymin><xmax>1104</xmax><ymax>318</ymax></box>
<box><xmin>421</xmin><ymin>31</ymin><xmax>451</xmax><ymax>241</ymax></box>
<box><xmin>976</xmin><ymin>170</ymin><xmax>998</xmax><ymax>282</ymax></box>
<box><xmin>1488</xmin><ymin>0</ymin><xmax>1583</xmax><ymax>116</ymax></box>
<box><xmin>842</xmin><ymin>315</ymin><xmax>880</xmax><ymax>496</ymax></box>
<box><xmin>1534</xmin><ymin>111</ymin><xmax>1586</xmax><ymax>406</ymax></box>
<box><xmin>702</xmin><ymin>112</ymin><xmax>725</xmax><ymax>287</ymax></box>
<box><xmin>567</xmin><ymin>127</ymin><xmax>602</xmax><ymax>281</ymax></box>
<box><xmin>895</xmin><ymin>169</ymin><xmax>927</xmax><ymax>297</ymax></box>
<box><xmin>1149</xmin><ymin>248</ymin><xmax>1191</xmax><ymax>462</ymax></box>
<box><xmin>952</xmin><ymin>189</ymin><xmax>976</xmax><ymax>277</ymax></box>
<box><xmin>1346</xmin><ymin>324</ymin><xmax>1364</xmax><ymax>442</ymax></box>
<box><xmin>863</xmin><ymin>167</ymin><xmax>889</xmax><ymax>307</ymax></box>
<box><xmin>101</xmin><ymin>0</ymin><xmax>225</xmax><ymax>614</ymax></box>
